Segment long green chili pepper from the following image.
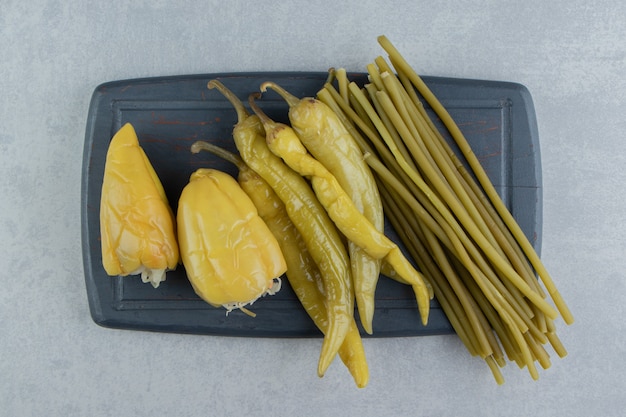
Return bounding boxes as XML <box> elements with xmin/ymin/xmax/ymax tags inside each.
<box><xmin>248</xmin><ymin>92</ymin><xmax>432</xmax><ymax>326</ymax></box>
<box><xmin>207</xmin><ymin>80</ymin><xmax>353</xmax><ymax>378</ymax></box>
<box><xmin>260</xmin><ymin>81</ymin><xmax>383</xmax><ymax>335</ymax></box>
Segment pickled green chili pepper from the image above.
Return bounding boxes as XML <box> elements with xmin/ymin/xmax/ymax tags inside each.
<box><xmin>207</xmin><ymin>80</ymin><xmax>353</xmax><ymax>378</ymax></box>
<box><xmin>260</xmin><ymin>81</ymin><xmax>383</xmax><ymax>335</ymax></box>
<box><xmin>248</xmin><ymin>92</ymin><xmax>432</xmax><ymax>326</ymax></box>
<box><xmin>191</xmin><ymin>141</ymin><xmax>369</xmax><ymax>388</ymax></box>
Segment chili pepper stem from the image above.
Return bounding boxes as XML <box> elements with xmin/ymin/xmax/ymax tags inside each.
<box><xmin>247</xmin><ymin>92</ymin><xmax>277</xmax><ymax>130</ymax></box>
<box><xmin>208</xmin><ymin>79</ymin><xmax>250</xmax><ymax>123</ymax></box>
<box><xmin>190</xmin><ymin>141</ymin><xmax>246</xmax><ymax>171</ymax></box>
<box><xmin>260</xmin><ymin>81</ymin><xmax>301</xmax><ymax>107</ymax></box>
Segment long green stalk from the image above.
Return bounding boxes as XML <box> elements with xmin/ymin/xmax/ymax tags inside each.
<box><xmin>378</xmin><ymin>34</ymin><xmax>573</xmax><ymax>325</ymax></box>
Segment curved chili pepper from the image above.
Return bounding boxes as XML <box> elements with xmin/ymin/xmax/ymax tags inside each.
<box><xmin>207</xmin><ymin>80</ymin><xmax>353</xmax><ymax>378</ymax></box>
<box><xmin>176</xmin><ymin>167</ymin><xmax>286</xmax><ymax>315</ymax></box>
<box><xmin>100</xmin><ymin>122</ymin><xmax>179</xmax><ymax>288</ymax></box>
<box><xmin>249</xmin><ymin>98</ymin><xmax>432</xmax><ymax>326</ymax></box>
<box><xmin>191</xmin><ymin>141</ymin><xmax>369</xmax><ymax>388</ymax></box>
<box><xmin>260</xmin><ymin>81</ymin><xmax>383</xmax><ymax>335</ymax></box>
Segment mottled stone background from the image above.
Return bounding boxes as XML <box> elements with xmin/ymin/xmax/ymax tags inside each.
<box><xmin>1</xmin><ymin>0</ymin><xmax>624</xmax><ymax>416</ymax></box>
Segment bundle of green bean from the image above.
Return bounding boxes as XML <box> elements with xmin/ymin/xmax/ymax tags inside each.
<box><xmin>316</xmin><ymin>36</ymin><xmax>573</xmax><ymax>383</ymax></box>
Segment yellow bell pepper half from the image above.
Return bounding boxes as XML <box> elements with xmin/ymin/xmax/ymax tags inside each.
<box><xmin>99</xmin><ymin>123</ymin><xmax>179</xmax><ymax>287</ymax></box>
<box><xmin>177</xmin><ymin>168</ymin><xmax>286</xmax><ymax>314</ymax></box>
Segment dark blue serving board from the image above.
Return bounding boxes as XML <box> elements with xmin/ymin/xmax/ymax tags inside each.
<box><xmin>81</xmin><ymin>72</ymin><xmax>541</xmax><ymax>337</ymax></box>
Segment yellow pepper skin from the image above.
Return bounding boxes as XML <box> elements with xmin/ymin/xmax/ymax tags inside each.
<box><xmin>100</xmin><ymin>123</ymin><xmax>179</xmax><ymax>288</ymax></box>
<box><xmin>261</xmin><ymin>82</ymin><xmax>384</xmax><ymax>335</ymax></box>
<box><xmin>191</xmin><ymin>140</ymin><xmax>369</xmax><ymax>388</ymax></box>
<box><xmin>176</xmin><ymin>168</ymin><xmax>286</xmax><ymax>314</ymax></box>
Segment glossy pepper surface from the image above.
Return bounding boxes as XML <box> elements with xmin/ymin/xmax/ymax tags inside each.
<box><xmin>99</xmin><ymin>122</ymin><xmax>179</xmax><ymax>288</ymax></box>
<box><xmin>256</xmin><ymin>106</ymin><xmax>432</xmax><ymax>325</ymax></box>
<box><xmin>176</xmin><ymin>168</ymin><xmax>286</xmax><ymax>314</ymax></box>
<box><xmin>244</xmin><ymin>92</ymin><xmax>354</xmax><ymax>377</ymax></box>
<box><xmin>191</xmin><ymin>140</ymin><xmax>369</xmax><ymax>388</ymax></box>
<box><xmin>207</xmin><ymin>81</ymin><xmax>352</xmax><ymax>378</ymax></box>
<box><xmin>242</xmin><ymin>167</ymin><xmax>369</xmax><ymax>388</ymax></box>
<box><xmin>261</xmin><ymin>81</ymin><xmax>383</xmax><ymax>335</ymax></box>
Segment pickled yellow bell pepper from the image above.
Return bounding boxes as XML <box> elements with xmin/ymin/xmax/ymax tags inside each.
<box><xmin>100</xmin><ymin>123</ymin><xmax>179</xmax><ymax>287</ymax></box>
<box><xmin>176</xmin><ymin>168</ymin><xmax>287</xmax><ymax>315</ymax></box>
